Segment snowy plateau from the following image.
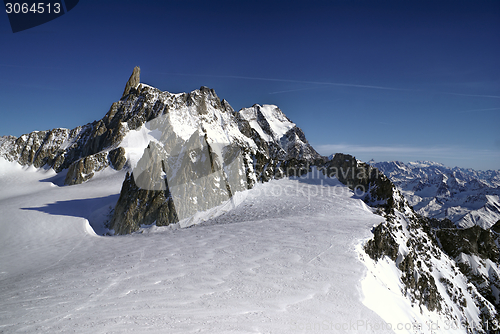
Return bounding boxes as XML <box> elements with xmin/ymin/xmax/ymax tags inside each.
<box><xmin>0</xmin><ymin>159</ymin><xmax>393</xmax><ymax>333</ymax></box>
<box><xmin>1</xmin><ymin>68</ymin><xmax>499</xmax><ymax>333</ymax></box>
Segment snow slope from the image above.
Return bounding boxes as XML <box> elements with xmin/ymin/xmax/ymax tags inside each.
<box><xmin>0</xmin><ymin>158</ymin><xmax>396</xmax><ymax>333</ymax></box>
<box><xmin>239</xmin><ymin>104</ymin><xmax>295</xmax><ymax>142</ymax></box>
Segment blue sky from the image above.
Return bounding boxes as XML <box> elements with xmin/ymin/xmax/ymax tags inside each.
<box><xmin>1</xmin><ymin>0</ymin><xmax>499</xmax><ymax>170</ymax></box>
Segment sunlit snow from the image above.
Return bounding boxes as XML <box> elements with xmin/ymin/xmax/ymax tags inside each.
<box><xmin>0</xmin><ymin>158</ymin><xmax>404</xmax><ymax>333</ymax></box>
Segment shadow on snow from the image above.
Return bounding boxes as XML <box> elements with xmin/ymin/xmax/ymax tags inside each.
<box><xmin>21</xmin><ymin>194</ymin><xmax>119</xmax><ymax>235</ymax></box>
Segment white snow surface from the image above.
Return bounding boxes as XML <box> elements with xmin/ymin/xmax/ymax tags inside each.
<box><xmin>120</xmin><ymin>123</ymin><xmax>162</xmax><ymax>170</ymax></box>
<box><xmin>239</xmin><ymin>104</ymin><xmax>295</xmax><ymax>142</ymax></box>
<box><xmin>457</xmin><ymin>195</ymin><xmax>500</xmax><ymax>229</ymax></box>
<box><xmin>258</xmin><ymin>104</ymin><xmax>295</xmax><ymax>139</ymax></box>
<box><xmin>0</xmin><ymin>158</ymin><xmax>403</xmax><ymax>333</ymax></box>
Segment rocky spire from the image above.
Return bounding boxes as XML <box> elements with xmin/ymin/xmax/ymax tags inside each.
<box><xmin>122</xmin><ymin>66</ymin><xmax>140</xmax><ymax>98</ymax></box>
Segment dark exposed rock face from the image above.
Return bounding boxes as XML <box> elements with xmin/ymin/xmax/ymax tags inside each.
<box><xmin>363</xmin><ymin>211</ymin><xmax>447</xmax><ymax>314</ymax></box>
<box><xmin>491</xmin><ymin>220</ymin><xmax>500</xmax><ymax>234</ymax></box>
<box><xmin>322</xmin><ymin>153</ymin><xmax>394</xmax><ymax>209</ymax></box>
<box><xmin>426</xmin><ymin>217</ymin><xmax>455</xmax><ymax>229</ymax></box>
<box><xmin>399</xmin><ymin>252</ymin><xmax>442</xmax><ymax>312</ymax></box>
<box><xmin>1</xmin><ymin>128</ymin><xmax>70</xmax><ymax>170</ymax></box>
<box><xmin>108</xmin><ymin>147</ymin><xmax>127</xmax><ymax>170</ymax></box>
<box><xmin>0</xmin><ymin>118</ymin><xmax>128</xmax><ymax>184</ymax></box>
<box><xmin>434</xmin><ymin>224</ymin><xmax>500</xmax><ymax>312</ymax></box>
<box><xmin>0</xmin><ymin>135</ymin><xmax>16</xmax><ymax>146</ymax></box>
<box><xmin>364</xmin><ymin>222</ymin><xmax>399</xmax><ymax>261</ymax></box>
<box><xmin>436</xmin><ymin>225</ymin><xmax>499</xmax><ymax>262</ymax></box>
<box><xmin>122</xmin><ymin>66</ymin><xmax>140</xmax><ymax>98</ymax></box>
<box><xmin>109</xmin><ymin>172</ymin><xmax>178</xmax><ymax>235</ymax></box>
<box><xmin>65</xmin><ymin>152</ymin><xmax>109</xmax><ymax>185</ymax></box>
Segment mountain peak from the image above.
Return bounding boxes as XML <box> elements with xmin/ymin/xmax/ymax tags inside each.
<box><xmin>122</xmin><ymin>66</ymin><xmax>141</xmax><ymax>98</ymax></box>
<box><xmin>408</xmin><ymin>160</ymin><xmax>445</xmax><ymax>168</ymax></box>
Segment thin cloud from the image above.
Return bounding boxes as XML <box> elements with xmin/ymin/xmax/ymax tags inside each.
<box><xmin>221</xmin><ymin>75</ymin><xmax>414</xmax><ymax>92</ymax></box>
<box><xmin>317</xmin><ymin>144</ymin><xmax>446</xmax><ymax>156</ymax></box>
<box><xmin>162</xmin><ymin>72</ymin><xmax>417</xmax><ymax>92</ymax></box>
<box><xmin>0</xmin><ymin>81</ymin><xmax>61</xmax><ymax>91</ymax></box>
<box><xmin>163</xmin><ymin>72</ymin><xmax>500</xmax><ymax>99</ymax></box>
<box><xmin>0</xmin><ymin>63</ymin><xmax>61</xmax><ymax>70</ymax></box>
<box><xmin>269</xmin><ymin>86</ymin><xmax>323</xmax><ymax>95</ymax></box>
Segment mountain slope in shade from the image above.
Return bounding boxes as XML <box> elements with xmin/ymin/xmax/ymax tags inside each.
<box><xmin>369</xmin><ymin>160</ymin><xmax>500</xmax><ymax>229</ymax></box>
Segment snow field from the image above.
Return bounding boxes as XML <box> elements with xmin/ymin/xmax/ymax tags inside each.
<box><xmin>0</xmin><ymin>159</ymin><xmax>395</xmax><ymax>333</ymax></box>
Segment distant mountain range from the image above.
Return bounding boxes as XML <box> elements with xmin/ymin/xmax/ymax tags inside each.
<box><xmin>369</xmin><ymin>160</ymin><xmax>500</xmax><ymax>229</ymax></box>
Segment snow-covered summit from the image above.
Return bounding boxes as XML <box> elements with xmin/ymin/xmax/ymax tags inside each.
<box><xmin>239</xmin><ymin>104</ymin><xmax>295</xmax><ymax>141</ymax></box>
<box><xmin>408</xmin><ymin>160</ymin><xmax>446</xmax><ymax>168</ymax></box>
<box><xmin>108</xmin><ymin>82</ymin><xmax>321</xmax><ymax>234</ymax></box>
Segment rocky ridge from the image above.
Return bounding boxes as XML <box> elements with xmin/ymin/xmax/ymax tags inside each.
<box><xmin>322</xmin><ymin>155</ymin><xmax>500</xmax><ymax>330</ymax></box>
<box><xmin>362</xmin><ymin>179</ymin><xmax>500</xmax><ymax>331</ymax></box>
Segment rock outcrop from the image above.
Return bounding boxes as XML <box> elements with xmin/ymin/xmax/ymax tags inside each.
<box><xmin>122</xmin><ymin>66</ymin><xmax>140</xmax><ymax>98</ymax></box>
<box><xmin>362</xmin><ymin>173</ymin><xmax>500</xmax><ymax>330</ymax></box>
<box><xmin>364</xmin><ymin>222</ymin><xmax>399</xmax><ymax>261</ymax></box>
<box><xmin>436</xmin><ymin>225</ymin><xmax>499</xmax><ymax>262</ymax></box>
<box><xmin>110</xmin><ymin>171</ymin><xmax>178</xmax><ymax>235</ymax></box>
<box><xmin>320</xmin><ymin>153</ymin><xmax>394</xmax><ymax>211</ymax></box>
<box><xmin>65</xmin><ymin>151</ymin><xmax>109</xmax><ymax>185</ymax></box>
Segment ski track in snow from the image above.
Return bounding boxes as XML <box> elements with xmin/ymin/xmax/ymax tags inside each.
<box><xmin>0</xmin><ymin>159</ymin><xmax>392</xmax><ymax>333</ymax></box>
